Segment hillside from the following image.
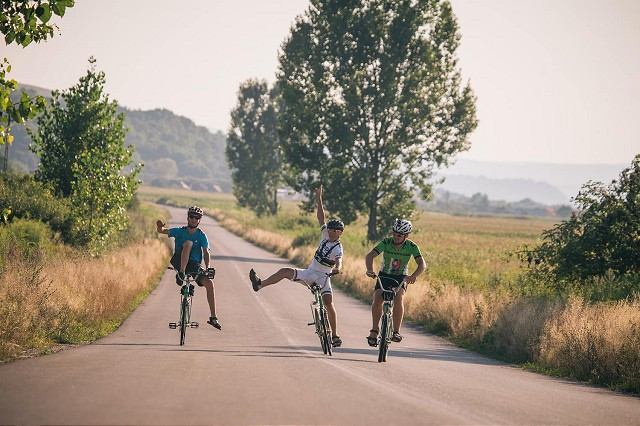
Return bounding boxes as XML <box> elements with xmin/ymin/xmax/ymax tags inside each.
<box><xmin>3</xmin><ymin>85</ymin><xmax>231</xmax><ymax>192</ymax></box>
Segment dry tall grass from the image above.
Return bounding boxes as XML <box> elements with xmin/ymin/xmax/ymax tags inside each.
<box><xmin>0</xmin><ymin>239</ymin><xmax>169</xmax><ymax>361</ymax></box>
<box><xmin>539</xmin><ymin>297</ymin><xmax>640</xmax><ymax>391</ymax></box>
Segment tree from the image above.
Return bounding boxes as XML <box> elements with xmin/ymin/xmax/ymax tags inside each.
<box><xmin>30</xmin><ymin>58</ymin><xmax>141</xmax><ymax>253</ymax></box>
<box><xmin>1</xmin><ymin>0</ymin><xmax>75</xmax><ymax>46</ymax></box>
<box><xmin>278</xmin><ymin>0</ymin><xmax>477</xmax><ymax>240</ymax></box>
<box><xmin>226</xmin><ymin>79</ymin><xmax>281</xmax><ymax>216</ymax></box>
<box><xmin>0</xmin><ymin>58</ymin><xmax>45</xmax><ymax>171</ymax></box>
<box><xmin>1</xmin><ymin>0</ymin><xmax>76</xmax><ymax>169</ymax></box>
<box><xmin>523</xmin><ymin>154</ymin><xmax>640</xmax><ymax>282</ymax></box>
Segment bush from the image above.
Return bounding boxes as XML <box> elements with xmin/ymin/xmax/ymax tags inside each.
<box><xmin>521</xmin><ymin>155</ymin><xmax>640</xmax><ymax>295</ymax></box>
<box><xmin>0</xmin><ymin>173</ymin><xmax>72</xmax><ymax>241</ymax></box>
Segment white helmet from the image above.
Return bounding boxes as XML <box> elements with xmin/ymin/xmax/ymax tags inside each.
<box><xmin>392</xmin><ymin>218</ymin><xmax>412</xmax><ymax>235</ymax></box>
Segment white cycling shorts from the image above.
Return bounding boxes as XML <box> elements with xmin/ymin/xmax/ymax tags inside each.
<box><xmin>293</xmin><ymin>268</ymin><xmax>333</xmax><ymax>295</ymax></box>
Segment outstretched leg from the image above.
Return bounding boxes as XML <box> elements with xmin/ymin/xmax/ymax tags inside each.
<box><xmin>250</xmin><ymin>267</ymin><xmax>295</xmax><ymax>291</ymax></box>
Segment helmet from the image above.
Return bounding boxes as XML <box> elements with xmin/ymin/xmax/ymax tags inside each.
<box><xmin>392</xmin><ymin>218</ymin><xmax>412</xmax><ymax>235</ymax></box>
<box><xmin>326</xmin><ymin>218</ymin><xmax>345</xmax><ymax>231</ymax></box>
<box><xmin>188</xmin><ymin>205</ymin><xmax>203</xmax><ymax>218</ymax></box>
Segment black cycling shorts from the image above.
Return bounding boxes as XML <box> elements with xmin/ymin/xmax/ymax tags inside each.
<box><xmin>170</xmin><ymin>253</ymin><xmax>205</xmax><ymax>286</ymax></box>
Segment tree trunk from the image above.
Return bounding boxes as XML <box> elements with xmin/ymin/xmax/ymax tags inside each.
<box><xmin>270</xmin><ymin>187</ymin><xmax>278</xmax><ymax>215</ymax></box>
<box><xmin>366</xmin><ymin>192</ymin><xmax>378</xmax><ymax>241</ymax></box>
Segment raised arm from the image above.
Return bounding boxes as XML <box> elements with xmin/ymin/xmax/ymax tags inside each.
<box><xmin>156</xmin><ymin>219</ymin><xmax>169</xmax><ymax>235</ymax></box>
<box><xmin>315</xmin><ymin>184</ymin><xmax>326</xmax><ymax>226</ymax></box>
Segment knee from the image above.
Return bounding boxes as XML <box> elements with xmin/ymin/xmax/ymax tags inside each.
<box><xmin>182</xmin><ymin>240</ymin><xmax>193</xmax><ymax>250</ymax></box>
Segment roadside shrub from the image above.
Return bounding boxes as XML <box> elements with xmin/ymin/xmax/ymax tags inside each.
<box><xmin>0</xmin><ymin>173</ymin><xmax>72</xmax><ymax>241</ymax></box>
<box><xmin>521</xmin><ymin>155</ymin><xmax>640</xmax><ymax>287</ymax></box>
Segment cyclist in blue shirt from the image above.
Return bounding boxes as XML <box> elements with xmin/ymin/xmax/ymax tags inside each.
<box><xmin>156</xmin><ymin>206</ymin><xmax>221</xmax><ymax>330</ymax></box>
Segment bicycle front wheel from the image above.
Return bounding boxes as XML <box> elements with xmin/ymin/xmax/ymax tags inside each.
<box><xmin>378</xmin><ymin>313</ymin><xmax>389</xmax><ymax>362</ymax></box>
<box><xmin>320</xmin><ymin>308</ymin><xmax>332</xmax><ymax>356</ymax></box>
<box><xmin>179</xmin><ymin>297</ymin><xmax>189</xmax><ymax>346</ymax></box>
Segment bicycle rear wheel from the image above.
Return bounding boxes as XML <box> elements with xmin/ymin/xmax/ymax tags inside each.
<box><xmin>179</xmin><ymin>297</ymin><xmax>189</xmax><ymax>346</ymax></box>
<box><xmin>378</xmin><ymin>314</ymin><xmax>389</xmax><ymax>362</ymax></box>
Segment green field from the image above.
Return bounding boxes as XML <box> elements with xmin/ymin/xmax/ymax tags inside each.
<box><xmin>139</xmin><ymin>186</ymin><xmax>555</xmax><ymax>293</ymax></box>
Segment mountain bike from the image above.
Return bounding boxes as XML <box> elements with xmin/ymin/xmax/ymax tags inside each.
<box><xmin>168</xmin><ymin>269</ymin><xmax>203</xmax><ymax>346</ymax></box>
<box><xmin>304</xmin><ymin>272</ymin><xmax>336</xmax><ymax>356</ymax></box>
<box><xmin>373</xmin><ymin>275</ymin><xmax>403</xmax><ymax>363</ymax></box>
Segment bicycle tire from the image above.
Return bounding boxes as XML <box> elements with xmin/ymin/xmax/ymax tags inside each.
<box><xmin>378</xmin><ymin>314</ymin><xmax>389</xmax><ymax>362</ymax></box>
<box><xmin>313</xmin><ymin>308</ymin><xmax>325</xmax><ymax>353</ymax></box>
<box><xmin>319</xmin><ymin>308</ymin><xmax>330</xmax><ymax>355</ymax></box>
<box><xmin>179</xmin><ymin>297</ymin><xmax>188</xmax><ymax>346</ymax></box>
<box><xmin>321</xmin><ymin>308</ymin><xmax>332</xmax><ymax>356</ymax></box>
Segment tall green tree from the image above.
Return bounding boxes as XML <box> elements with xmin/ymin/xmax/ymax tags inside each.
<box><xmin>226</xmin><ymin>79</ymin><xmax>281</xmax><ymax>216</ymax></box>
<box><xmin>278</xmin><ymin>0</ymin><xmax>477</xmax><ymax>240</ymax></box>
<box><xmin>30</xmin><ymin>58</ymin><xmax>141</xmax><ymax>253</ymax></box>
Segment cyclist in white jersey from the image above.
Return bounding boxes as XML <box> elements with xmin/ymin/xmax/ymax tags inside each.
<box><xmin>249</xmin><ymin>184</ymin><xmax>345</xmax><ymax>347</ymax></box>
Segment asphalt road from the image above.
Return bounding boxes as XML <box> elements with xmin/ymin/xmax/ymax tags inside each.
<box><xmin>1</xmin><ymin>205</ymin><xmax>639</xmax><ymax>425</ymax></box>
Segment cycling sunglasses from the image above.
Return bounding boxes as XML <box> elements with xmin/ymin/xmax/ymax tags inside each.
<box><xmin>188</xmin><ymin>214</ymin><xmax>202</xmax><ymax>219</ymax></box>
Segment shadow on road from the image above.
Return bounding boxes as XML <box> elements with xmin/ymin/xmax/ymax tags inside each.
<box><xmin>91</xmin><ymin>342</ymin><xmax>500</xmax><ymax>366</ymax></box>
<box><xmin>214</xmin><ymin>255</ymin><xmax>290</xmax><ymax>265</ymax></box>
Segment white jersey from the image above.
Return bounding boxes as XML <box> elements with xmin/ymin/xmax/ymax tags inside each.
<box><xmin>308</xmin><ymin>224</ymin><xmax>343</xmax><ymax>273</ymax></box>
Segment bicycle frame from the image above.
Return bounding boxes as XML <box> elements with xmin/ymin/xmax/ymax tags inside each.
<box><xmin>375</xmin><ymin>275</ymin><xmax>402</xmax><ymax>363</ymax></box>
<box><xmin>304</xmin><ymin>273</ymin><xmax>334</xmax><ymax>356</ymax></box>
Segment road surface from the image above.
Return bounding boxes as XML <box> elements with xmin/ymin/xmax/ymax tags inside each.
<box><xmin>1</xmin><ymin>205</ymin><xmax>639</xmax><ymax>425</ymax></box>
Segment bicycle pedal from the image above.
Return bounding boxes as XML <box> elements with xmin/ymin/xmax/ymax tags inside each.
<box><xmin>190</xmin><ymin>322</ymin><xmax>199</xmax><ymax>328</ymax></box>
<box><xmin>307</xmin><ymin>322</ymin><xmax>316</xmax><ymax>326</ymax></box>
<box><xmin>168</xmin><ymin>322</ymin><xmax>177</xmax><ymax>329</ymax></box>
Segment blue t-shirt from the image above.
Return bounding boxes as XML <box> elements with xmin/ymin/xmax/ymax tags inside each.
<box><xmin>168</xmin><ymin>227</ymin><xmax>209</xmax><ymax>264</ymax></box>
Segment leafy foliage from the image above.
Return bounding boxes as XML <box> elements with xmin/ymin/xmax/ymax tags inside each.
<box><xmin>0</xmin><ymin>59</ymin><xmax>45</xmax><ymax>147</ymax></box>
<box><xmin>0</xmin><ymin>0</ymin><xmax>75</xmax><ymax>46</ymax></box>
<box><xmin>226</xmin><ymin>79</ymin><xmax>281</xmax><ymax>216</ymax></box>
<box><xmin>30</xmin><ymin>58</ymin><xmax>141</xmax><ymax>254</ymax></box>
<box><xmin>0</xmin><ymin>172</ymin><xmax>72</xmax><ymax>240</ymax></box>
<box><xmin>522</xmin><ymin>155</ymin><xmax>640</xmax><ymax>283</ymax></box>
<box><xmin>278</xmin><ymin>0</ymin><xmax>477</xmax><ymax>239</ymax></box>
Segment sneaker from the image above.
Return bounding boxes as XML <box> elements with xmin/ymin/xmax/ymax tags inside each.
<box><xmin>175</xmin><ymin>271</ymin><xmax>186</xmax><ymax>286</ymax></box>
<box><xmin>207</xmin><ymin>316</ymin><xmax>222</xmax><ymax>330</ymax></box>
<box><xmin>249</xmin><ymin>268</ymin><xmax>261</xmax><ymax>292</ymax></box>
<box><xmin>331</xmin><ymin>335</ymin><xmax>342</xmax><ymax>347</ymax></box>
<box><xmin>391</xmin><ymin>332</ymin><xmax>403</xmax><ymax>343</ymax></box>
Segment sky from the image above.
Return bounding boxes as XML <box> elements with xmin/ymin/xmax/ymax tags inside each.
<box><xmin>3</xmin><ymin>0</ymin><xmax>639</xmax><ymax>165</ymax></box>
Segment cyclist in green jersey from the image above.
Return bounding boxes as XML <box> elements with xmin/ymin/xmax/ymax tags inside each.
<box><xmin>365</xmin><ymin>218</ymin><xmax>426</xmax><ymax>345</ymax></box>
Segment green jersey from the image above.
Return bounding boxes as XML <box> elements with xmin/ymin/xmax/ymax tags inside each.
<box><xmin>373</xmin><ymin>237</ymin><xmax>423</xmax><ymax>275</ymax></box>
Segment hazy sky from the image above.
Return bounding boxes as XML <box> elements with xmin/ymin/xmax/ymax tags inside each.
<box><xmin>3</xmin><ymin>0</ymin><xmax>639</xmax><ymax>165</ymax></box>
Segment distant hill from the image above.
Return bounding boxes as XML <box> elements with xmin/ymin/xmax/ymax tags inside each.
<box><xmin>441</xmin><ymin>159</ymin><xmax>627</xmax><ymax>201</ymax></box>
<box><xmin>3</xmin><ymin>84</ymin><xmax>231</xmax><ymax>192</ymax></box>
<box><xmin>437</xmin><ymin>174</ymin><xmax>569</xmax><ymax>205</ymax></box>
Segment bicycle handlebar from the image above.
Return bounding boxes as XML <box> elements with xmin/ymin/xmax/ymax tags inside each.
<box><xmin>369</xmin><ymin>274</ymin><xmax>404</xmax><ymax>293</ymax></box>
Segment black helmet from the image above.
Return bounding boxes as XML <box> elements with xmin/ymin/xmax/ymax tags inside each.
<box><xmin>326</xmin><ymin>218</ymin><xmax>345</xmax><ymax>231</ymax></box>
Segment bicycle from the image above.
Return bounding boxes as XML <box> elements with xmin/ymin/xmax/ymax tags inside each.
<box><xmin>168</xmin><ymin>268</ymin><xmax>205</xmax><ymax>346</ymax></box>
<box><xmin>304</xmin><ymin>272</ymin><xmax>336</xmax><ymax>356</ymax></box>
<box><xmin>372</xmin><ymin>274</ymin><xmax>403</xmax><ymax>363</ymax></box>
